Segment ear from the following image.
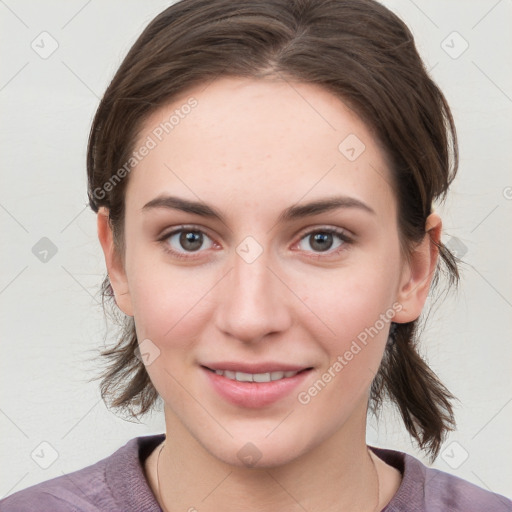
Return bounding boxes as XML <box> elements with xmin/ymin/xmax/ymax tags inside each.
<box><xmin>97</xmin><ymin>207</ymin><xmax>134</xmax><ymax>317</ymax></box>
<box><xmin>393</xmin><ymin>212</ymin><xmax>442</xmax><ymax>323</ymax></box>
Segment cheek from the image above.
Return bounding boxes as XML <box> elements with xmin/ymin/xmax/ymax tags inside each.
<box><xmin>126</xmin><ymin>247</ymin><xmax>213</xmax><ymax>347</ymax></box>
<box><xmin>296</xmin><ymin>269</ymin><xmax>393</xmax><ymax>417</ymax></box>
<box><xmin>304</xmin><ymin>262</ymin><xmax>397</xmax><ymax>337</ymax></box>
<box><xmin>127</xmin><ymin>260</ymin><xmax>217</xmax><ymax>400</ymax></box>
<box><xmin>296</xmin><ymin>254</ymin><xmax>398</xmax><ymax>385</ymax></box>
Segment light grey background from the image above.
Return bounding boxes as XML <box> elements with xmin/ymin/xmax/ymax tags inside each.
<box><xmin>1</xmin><ymin>0</ymin><xmax>511</xmax><ymax>501</ymax></box>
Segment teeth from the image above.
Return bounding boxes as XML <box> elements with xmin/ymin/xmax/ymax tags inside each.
<box><xmin>253</xmin><ymin>372</ymin><xmax>271</xmax><ymax>383</ymax></box>
<box><xmin>212</xmin><ymin>369</ymin><xmax>301</xmax><ymax>382</ymax></box>
<box><xmin>236</xmin><ymin>371</ymin><xmax>253</xmax><ymax>382</ymax></box>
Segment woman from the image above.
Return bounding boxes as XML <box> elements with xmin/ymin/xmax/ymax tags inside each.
<box><xmin>2</xmin><ymin>0</ymin><xmax>510</xmax><ymax>510</ymax></box>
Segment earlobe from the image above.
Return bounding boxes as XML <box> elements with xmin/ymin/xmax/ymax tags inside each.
<box><xmin>97</xmin><ymin>207</ymin><xmax>134</xmax><ymax>317</ymax></box>
<box><xmin>393</xmin><ymin>212</ymin><xmax>442</xmax><ymax>324</ymax></box>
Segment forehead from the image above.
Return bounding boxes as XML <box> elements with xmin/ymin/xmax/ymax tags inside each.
<box><xmin>126</xmin><ymin>76</ymin><xmax>395</xmax><ymax>220</ymax></box>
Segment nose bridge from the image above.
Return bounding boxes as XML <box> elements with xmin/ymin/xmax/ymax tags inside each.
<box><xmin>214</xmin><ymin>239</ymin><xmax>290</xmax><ymax>342</ymax></box>
<box><xmin>234</xmin><ymin>244</ymin><xmax>274</xmax><ymax>300</ymax></box>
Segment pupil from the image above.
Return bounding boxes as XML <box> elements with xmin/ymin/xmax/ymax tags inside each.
<box><xmin>181</xmin><ymin>231</ymin><xmax>202</xmax><ymax>251</ymax></box>
<box><xmin>311</xmin><ymin>233</ymin><xmax>332</xmax><ymax>252</ymax></box>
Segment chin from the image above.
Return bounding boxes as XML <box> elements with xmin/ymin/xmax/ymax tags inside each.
<box><xmin>203</xmin><ymin>431</ymin><xmax>314</xmax><ymax>470</ymax></box>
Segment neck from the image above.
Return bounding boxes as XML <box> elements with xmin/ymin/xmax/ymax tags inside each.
<box><xmin>152</xmin><ymin>403</ymin><xmax>383</xmax><ymax>512</ymax></box>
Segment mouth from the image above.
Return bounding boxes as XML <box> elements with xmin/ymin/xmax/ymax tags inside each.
<box><xmin>200</xmin><ymin>364</ymin><xmax>314</xmax><ymax>408</ymax></box>
<box><xmin>201</xmin><ymin>366</ymin><xmax>313</xmax><ymax>383</ymax></box>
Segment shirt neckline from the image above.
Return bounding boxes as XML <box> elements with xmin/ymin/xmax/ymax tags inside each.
<box><xmin>106</xmin><ymin>434</ymin><xmax>424</xmax><ymax>511</ymax></box>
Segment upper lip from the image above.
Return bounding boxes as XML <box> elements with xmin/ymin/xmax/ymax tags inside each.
<box><xmin>201</xmin><ymin>362</ymin><xmax>312</xmax><ymax>373</ymax></box>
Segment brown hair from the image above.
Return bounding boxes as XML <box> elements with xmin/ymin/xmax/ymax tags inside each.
<box><xmin>87</xmin><ymin>0</ymin><xmax>461</xmax><ymax>460</ymax></box>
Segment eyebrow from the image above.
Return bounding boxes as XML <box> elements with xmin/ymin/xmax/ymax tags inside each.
<box><xmin>141</xmin><ymin>194</ymin><xmax>376</xmax><ymax>223</ymax></box>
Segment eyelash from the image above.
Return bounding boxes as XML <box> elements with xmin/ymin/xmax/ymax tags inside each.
<box><xmin>157</xmin><ymin>225</ymin><xmax>354</xmax><ymax>261</ymax></box>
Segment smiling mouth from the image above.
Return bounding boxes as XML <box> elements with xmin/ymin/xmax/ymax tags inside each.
<box><xmin>202</xmin><ymin>366</ymin><xmax>312</xmax><ymax>383</ymax></box>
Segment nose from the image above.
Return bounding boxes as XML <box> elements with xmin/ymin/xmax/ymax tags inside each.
<box><xmin>213</xmin><ymin>245</ymin><xmax>293</xmax><ymax>345</ymax></box>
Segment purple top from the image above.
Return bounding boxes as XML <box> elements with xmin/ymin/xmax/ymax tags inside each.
<box><xmin>1</xmin><ymin>434</ymin><xmax>510</xmax><ymax>511</ymax></box>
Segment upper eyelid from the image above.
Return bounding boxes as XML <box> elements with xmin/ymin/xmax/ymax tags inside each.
<box><xmin>159</xmin><ymin>224</ymin><xmax>217</xmax><ymax>243</ymax></box>
<box><xmin>295</xmin><ymin>225</ymin><xmax>352</xmax><ymax>239</ymax></box>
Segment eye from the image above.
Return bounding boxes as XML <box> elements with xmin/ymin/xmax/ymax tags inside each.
<box><xmin>296</xmin><ymin>227</ymin><xmax>353</xmax><ymax>257</ymax></box>
<box><xmin>157</xmin><ymin>225</ymin><xmax>353</xmax><ymax>261</ymax></box>
<box><xmin>158</xmin><ymin>226</ymin><xmax>216</xmax><ymax>259</ymax></box>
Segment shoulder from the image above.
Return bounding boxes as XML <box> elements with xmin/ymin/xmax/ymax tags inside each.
<box><xmin>0</xmin><ymin>434</ymin><xmax>165</xmax><ymax>512</ymax></box>
<box><xmin>0</xmin><ymin>456</ymin><xmax>109</xmax><ymax>512</ymax></box>
<box><xmin>420</xmin><ymin>464</ymin><xmax>512</xmax><ymax>512</ymax></box>
<box><xmin>371</xmin><ymin>446</ymin><xmax>512</xmax><ymax>512</ymax></box>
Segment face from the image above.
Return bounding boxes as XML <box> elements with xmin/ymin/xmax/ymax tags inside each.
<box><xmin>99</xmin><ymin>76</ymin><xmax>437</xmax><ymax>468</ymax></box>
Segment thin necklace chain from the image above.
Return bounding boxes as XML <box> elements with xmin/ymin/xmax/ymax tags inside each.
<box><xmin>155</xmin><ymin>443</ymin><xmax>169</xmax><ymax>512</ymax></box>
<box><xmin>155</xmin><ymin>442</ymin><xmax>380</xmax><ymax>512</ymax></box>
<box><xmin>370</xmin><ymin>449</ymin><xmax>382</xmax><ymax>512</ymax></box>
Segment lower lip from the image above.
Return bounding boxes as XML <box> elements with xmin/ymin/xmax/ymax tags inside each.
<box><xmin>202</xmin><ymin>367</ymin><xmax>312</xmax><ymax>408</ymax></box>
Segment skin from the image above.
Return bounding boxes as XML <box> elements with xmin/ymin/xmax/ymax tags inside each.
<box><xmin>97</xmin><ymin>76</ymin><xmax>441</xmax><ymax>511</ymax></box>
